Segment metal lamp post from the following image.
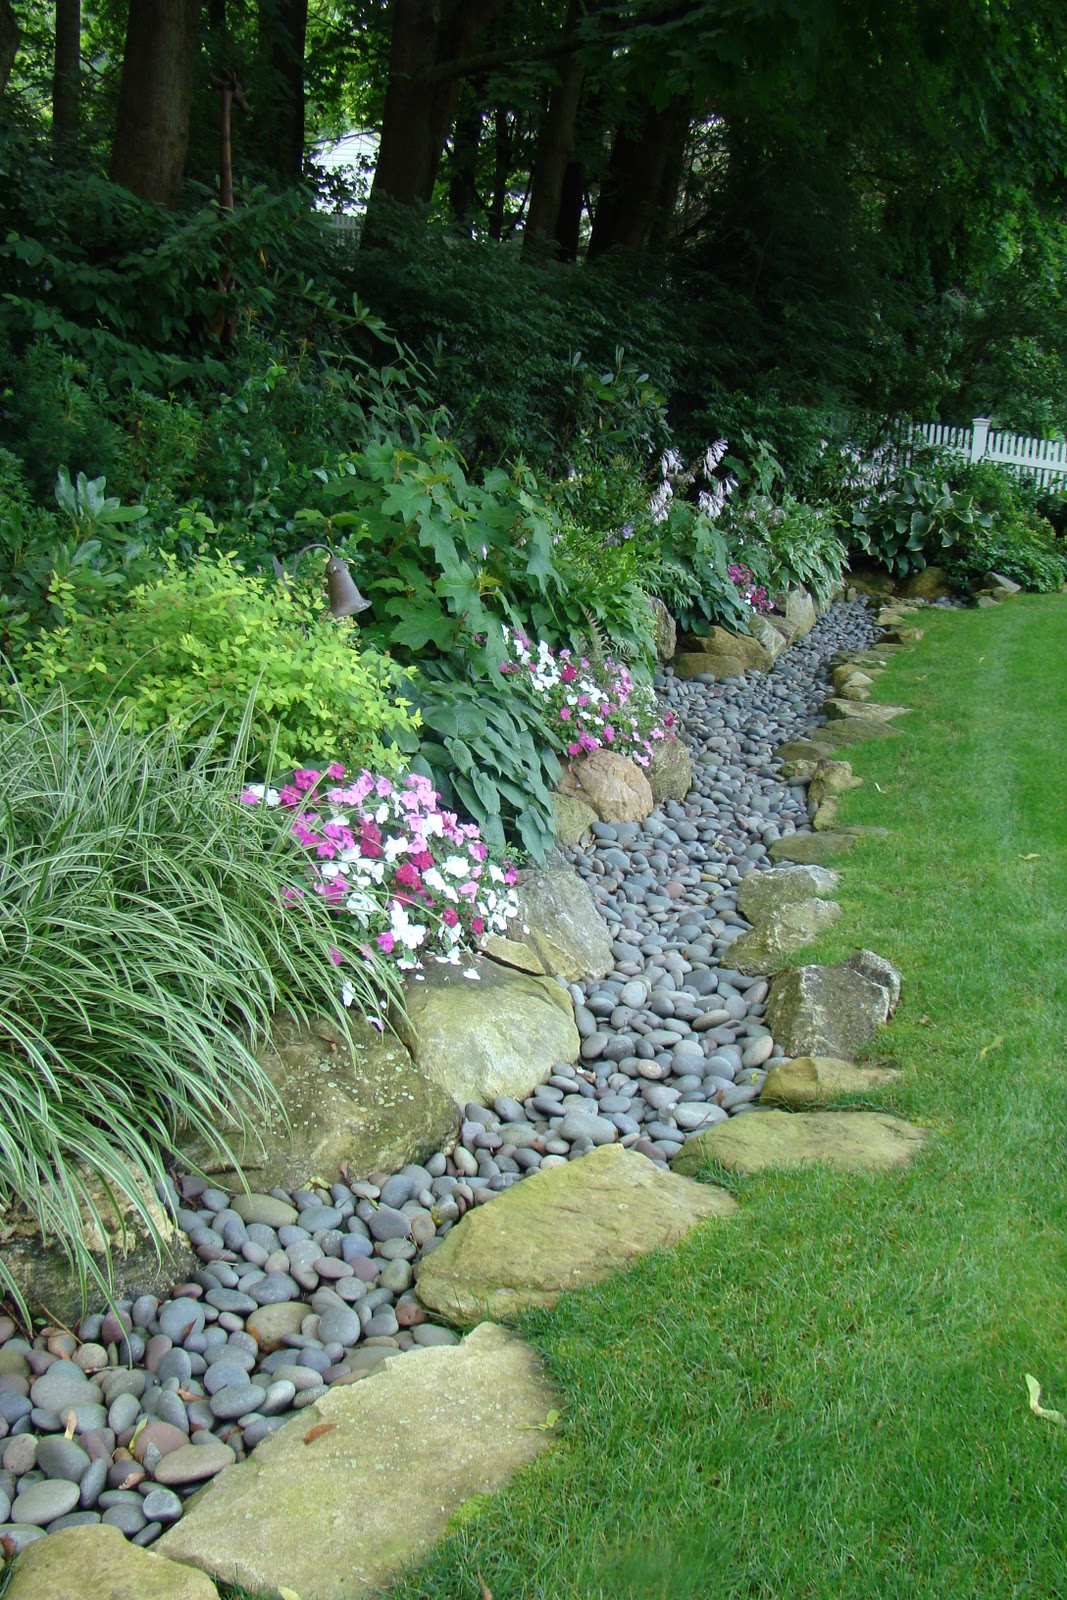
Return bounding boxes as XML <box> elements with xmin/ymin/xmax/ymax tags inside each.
<box><xmin>272</xmin><ymin>544</ymin><xmax>371</xmax><ymax>619</ymax></box>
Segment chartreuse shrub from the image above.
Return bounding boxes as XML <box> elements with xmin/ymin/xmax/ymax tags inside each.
<box><xmin>0</xmin><ymin>690</ymin><xmax>404</xmax><ymax>1320</ymax></box>
<box><xmin>12</xmin><ymin>552</ymin><xmax>418</xmax><ymax>771</ymax></box>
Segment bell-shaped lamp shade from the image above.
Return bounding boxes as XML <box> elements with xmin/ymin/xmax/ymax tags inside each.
<box><xmin>324</xmin><ymin>553</ymin><xmax>371</xmax><ymax>619</ymax></box>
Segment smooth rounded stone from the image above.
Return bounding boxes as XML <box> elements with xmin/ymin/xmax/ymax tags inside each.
<box><xmin>641</xmin><ymin>1084</ymin><xmax>680</xmax><ymax>1111</ymax></box>
<box><xmin>204</xmin><ymin>1361</ymin><xmax>253</xmax><ymax>1396</ymax></box>
<box><xmin>742</xmin><ymin>1036</ymin><xmax>776</xmax><ymax>1069</ymax></box>
<box><xmin>29</xmin><ymin>1364</ymin><xmax>98</xmax><ymax>1414</ymax></box>
<box><xmin>103</xmin><ymin>1500</ymin><xmax>148</xmax><ymax>1535</ymax></box>
<box><xmin>363</xmin><ymin>1310</ymin><xmax>399</xmax><ymax>1339</ymax></box>
<box><xmin>141</xmin><ymin>1486</ymin><xmax>183</xmax><ymax>1525</ymax></box>
<box><xmin>297</xmin><ymin>1204</ymin><xmax>344</xmax><ymax>1234</ymax></box>
<box><xmin>721</xmin><ymin>1083</ymin><xmax>763</xmax><ymax>1110</ymax></box>
<box><xmin>317</xmin><ymin>1307</ymin><xmax>361</xmax><ymax>1347</ymax></box>
<box><xmin>78</xmin><ymin>1456</ymin><xmax>108</xmax><ymax>1510</ymax></box>
<box><xmin>73</xmin><ymin>1342</ymin><xmax>109</xmax><ymax>1376</ymax></box>
<box><xmin>13</xmin><ymin>1478</ymin><xmax>81</xmax><ymax>1525</ymax></box>
<box><xmin>203</xmin><ymin>1285</ymin><xmax>257</xmax><ymax>1316</ymax></box>
<box><xmin>46</xmin><ymin>1510</ymin><xmax>102</xmax><ymax>1531</ymax></box>
<box><xmin>260</xmin><ymin>1380</ymin><xmax>298</xmax><ymax>1417</ymax></box>
<box><xmin>154</xmin><ymin>1349</ymin><xmax>193</xmax><ymax>1389</ymax></box>
<box><xmin>34</xmin><ymin>1436</ymin><xmax>91</xmax><ymax>1483</ymax></box>
<box><xmin>208</xmin><ymin>1384</ymin><xmax>264</xmax><ymax>1421</ymax></box>
<box><xmin>378</xmin><ymin>1260</ymin><xmax>414</xmax><ymax>1296</ymax></box>
<box><xmin>153</xmin><ymin>1446</ymin><xmax>236</xmax><ymax>1491</ymax></box>
<box><xmin>579</xmin><ymin>1034</ymin><xmax>608</xmax><ymax>1062</ymax></box>
<box><xmin>0</xmin><ymin>1524</ymin><xmax>47</xmax><ymax>1553</ymax></box>
<box><xmin>242</xmin><ymin>1415</ymin><xmax>290</xmax><ymax>1449</ymax></box>
<box><xmin>247</xmin><ymin>1272</ymin><xmax>301</xmax><ymax>1306</ymax></box>
<box><xmin>675</xmin><ymin>1103</ymin><xmax>728</xmax><ymax>1132</ymax></box>
<box><xmin>232</xmin><ymin>1194</ymin><xmax>299</xmax><ymax>1229</ymax></box>
<box><xmin>367</xmin><ymin>1207</ymin><xmax>410</xmax><ymax>1243</ymax></box>
<box><xmin>158</xmin><ymin>1300</ymin><xmax>206</xmax><ymax>1344</ymax></box>
<box><xmin>558</xmin><ymin>1113</ymin><xmax>618</xmax><ymax>1146</ymax></box>
<box><xmin>0</xmin><ymin>1393</ymin><xmax>31</xmax><ymax>1426</ymax></box>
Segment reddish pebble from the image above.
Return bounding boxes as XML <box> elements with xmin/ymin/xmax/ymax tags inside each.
<box><xmin>144</xmin><ymin>1334</ymin><xmax>172</xmax><ymax>1373</ymax></box>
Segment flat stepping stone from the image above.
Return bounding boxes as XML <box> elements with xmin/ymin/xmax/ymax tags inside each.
<box><xmin>672</xmin><ymin>1110</ymin><xmax>930</xmax><ymax>1175</ymax></box>
<box><xmin>822</xmin><ymin>698</ymin><xmax>910</xmax><ymax>723</ymax></box>
<box><xmin>760</xmin><ymin>1056</ymin><xmax>902</xmax><ymax>1106</ymax></box>
<box><xmin>158</xmin><ymin>1325</ymin><xmax>558</xmax><ymax>1600</ymax></box>
<box><xmin>768</xmin><ymin>832</ymin><xmax>857</xmax><ymax>864</ymax></box>
<box><xmin>415</xmin><ymin>1143</ymin><xmax>736</xmax><ymax>1327</ymax></box>
<box><xmin>816</xmin><ymin>717</ymin><xmax>900</xmax><ymax>748</ymax></box>
<box><xmin>1</xmin><ymin>1523</ymin><xmax>218</xmax><ymax>1600</ymax></box>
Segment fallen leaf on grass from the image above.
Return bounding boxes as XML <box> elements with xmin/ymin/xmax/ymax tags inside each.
<box><xmin>303</xmin><ymin>1422</ymin><xmax>337</xmax><ymax>1444</ymax></box>
<box><xmin>1019</xmin><ymin>853</ymin><xmax>1041</xmax><ymax>861</ymax></box>
<box><xmin>518</xmin><ymin>1409</ymin><xmax>562</xmax><ymax>1432</ymax></box>
<box><xmin>979</xmin><ymin>1035</ymin><xmax>1005</xmax><ymax>1058</ymax></box>
<box><xmin>919</xmin><ymin>1014</ymin><xmax>932</xmax><ymax>1026</ymax></box>
<box><xmin>1026</xmin><ymin>1374</ymin><xmax>1066</xmax><ymax>1425</ymax></box>
<box><xmin>279</xmin><ymin>1589</ymin><xmax>304</xmax><ymax>1600</ymax></box>
<box><xmin>477</xmin><ymin>1575</ymin><xmax>493</xmax><ymax>1600</ymax></box>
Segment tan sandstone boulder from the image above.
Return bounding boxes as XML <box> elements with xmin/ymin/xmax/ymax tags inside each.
<box><xmin>482</xmin><ymin>860</ymin><xmax>614</xmax><ymax>983</ymax></box>
<box><xmin>760</xmin><ymin>1056</ymin><xmax>902</xmax><ymax>1106</ymax></box>
<box><xmin>394</xmin><ymin>955</ymin><xmax>580</xmax><ymax>1106</ymax></box>
<box><xmin>672</xmin><ymin>1110</ymin><xmax>930</xmax><ymax>1176</ymax></box>
<box><xmin>646</xmin><ymin>736</ymin><xmax>693</xmax><ymax>803</ymax></box>
<box><xmin>157</xmin><ymin>1324</ymin><xmax>558</xmax><ymax>1600</ymax></box>
<box><xmin>415</xmin><ymin>1143</ymin><xmax>737</xmax><ymax>1326</ymax></box>
<box><xmin>4</xmin><ymin>1524</ymin><xmax>219</xmax><ymax>1600</ymax></box>
<box><xmin>558</xmin><ymin>748</ymin><xmax>654</xmax><ymax>823</ymax></box>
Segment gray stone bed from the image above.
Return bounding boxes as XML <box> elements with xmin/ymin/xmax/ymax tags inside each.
<box><xmin>0</xmin><ymin>599</ymin><xmax>880</xmax><ymax>1558</ymax></box>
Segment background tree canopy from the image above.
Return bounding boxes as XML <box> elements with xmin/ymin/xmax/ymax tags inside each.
<box><xmin>2</xmin><ymin>0</ymin><xmax>1067</xmax><ymax>443</ymax></box>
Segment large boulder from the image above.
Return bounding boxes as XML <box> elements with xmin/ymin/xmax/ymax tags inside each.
<box><xmin>179</xmin><ymin>1012</ymin><xmax>457</xmax><ymax>1193</ymax></box>
<box><xmin>693</xmin><ymin>625</ymin><xmax>775</xmax><ymax>673</ymax></box>
<box><xmin>904</xmin><ymin>566</ymin><xmax>955</xmax><ymax>599</ymax></box>
<box><xmin>765</xmin><ymin>952</ymin><xmax>901</xmax><ymax>1058</ymax></box>
<box><xmin>760</xmin><ymin>1056</ymin><xmax>902</xmax><ymax>1106</ymax></box>
<box><xmin>808</xmin><ymin>760</ymin><xmax>862</xmax><ymax>806</ymax></box>
<box><xmin>822</xmin><ymin>697</ymin><xmax>910</xmax><ymax>723</ymax></box>
<box><xmin>774</xmin><ymin>737</ymin><xmax>836</xmax><ymax>767</ymax></box>
<box><xmin>1</xmin><ymin>1160</ymin><xmax>197</xmax><ymax>1327</ymax></box>
<box><xmin>768</xmin><ymin>832</ymin><xmax>858</xmax><ymax>865</ymax></box>
<box><xmin>647</xmin><ymin>594</ymin><xmax>678</xmax><ymax>661</ymax></box>
<box><xmin>394</xmin><ymin>956</ymin><xmax>580</xmax><ymax>1106</ymax></box>
<box><xmin>778</xmin><ymin>588</ymin><xmax>817</xmax><ymax>640</ymax></box>
<box><xmin>737</xmin><ymin>863</ymin><xmax>840</xmax><ymax>922</ymax></box>
<box><xmin>415</xmin><ymin>1143</ymin><xmax>737</xmax><ymax>1326</ymax></box>
<box><xmin>748</xmin><ymin>613</ymin><xmax>788</xmax><ymax>664</ymax></box>
<box><xmin>550</xmin><ymin>791</ymin><xmax>597</xmax><ymax>847</ymax></box>
<box><xmin>646</xmin><ymin>736</ymin><xmax>693</xmax><ymax>803</ymax></box>
<box><xmin>482</xmin><ymin>860</ymin><xmax>614</xmax><ymax>983</ymax></box>
<box><xmin>813</xmin><ymin>716</ymin><xmax>900</xmax><ymax>748</ymax></box>
<box><xmin>157</xmin><ymin>1324</ymin><xmax>558</xmax><ymax>1600</ymax></box>
<box><xmin>672</xmin><ymin>650</ymin><xmax>746</xmax><ymax>682</ymax></box>
<box><xmin>4</xmin><ymin>1525</ymin><xmax>219</xmax><ymax>1600</ymax></box>
<box><xmin>730</xmin><ymin>898</ymin><xmax>843</xmax><ymax>975</ymax></box>
<box><xmin>672</xmin><ymin>1110</ymin><xmax>930</xmax><ymax>1176</ymax></box>
<box><xmin>558</xmin><ymin>749</ymin><xmax>654</xmax><ymax>823</ymax></box>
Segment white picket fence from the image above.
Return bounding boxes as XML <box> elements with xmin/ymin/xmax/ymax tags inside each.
<box><xmin>903</xmin><ymin>416</ymin><xmax>1067</xmax><ymax>490</ymax></box>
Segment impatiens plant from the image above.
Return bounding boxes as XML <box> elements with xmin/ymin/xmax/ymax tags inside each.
<box><xmin>727</xmin><ymin>562</ymin><xmax>772</xmax><ymax>613</ymax></box>
<box><xmin>241</xmin><ymin>763</ymin><xmax>520</xmax><ymax>988</ymax></box>
<box><xmin>499</xmin><ymin>627</ymin><xmax>674</xmax><ymax>767</ymax></box>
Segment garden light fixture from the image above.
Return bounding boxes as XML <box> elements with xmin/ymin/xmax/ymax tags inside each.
<box><xmin>272</xmin><ymin>543</ymin><xmax>371</xmax><ymax>619</ymax></box>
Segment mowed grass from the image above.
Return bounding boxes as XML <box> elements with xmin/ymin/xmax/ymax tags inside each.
<box><xmin>229</xmin><ymin>596</ymin><xmax>1067</xmax><ymax>1600</ymax></box>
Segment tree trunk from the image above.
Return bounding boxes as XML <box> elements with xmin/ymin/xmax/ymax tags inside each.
<box><xmin>256</xmin><ymin>0</ymin><xmax>307</xmax><ymax>185</ymax></box>
<box><xmin>0</xmin><ymin>0</ymin><xmax>19</xmax><ymax>97</ymax></box>
<box><xmin>588</xmin><ymin>95</ymin><xmax>690</xmax><ymax>260</ymax></box>
<box><xmin>523</xmin><ymin>0</ymin><xmax>603</xmax><ymax>261</ymax></box>
<box><xmin>448</xmin><ymin>89</ymin><xmax>483</xmax><ymax>224</ymax></box>
<box><xmin>109</xmin><ymin>0</ymin><xmax>202</xmax><ymax>206</ymax></box>
<box><xmin>487</xmin><ymin>104</ymin><xmax>512</xmax><ymax>240</ymax></box>
<box><xmin>366</xmin><ymin>0</ymin><xmax>503</xmax><ymax>239</ymax></box>
<box><xmin>554</xmin><ymin>156</ymin><xmax>584</xmax><ymax>262</ymax></box>
<box><xmin>53</xmin><ymin>0</ymin><xmax>81</xmax><ymax>147</ymax></box>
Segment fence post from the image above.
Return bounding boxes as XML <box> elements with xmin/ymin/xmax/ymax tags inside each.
<box><xmin>970</xmin><ymin>417</ymin><xmax>990</xmax><ymax>465</ymax></box>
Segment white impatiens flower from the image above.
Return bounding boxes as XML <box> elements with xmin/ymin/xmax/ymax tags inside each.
<box><xmin>383</xmin><ymin>835</ymin><xmax>410</xmax><ymax>862</ymax></box>
<box><xmin>423</xmin><ymin>867</ymin><xmax>447</xmax><ymax>893</ymax></box>
<box><xmin>441</xmin><ymin>855</ymin><xmax>470</xmax><ymax>878</ymax></box>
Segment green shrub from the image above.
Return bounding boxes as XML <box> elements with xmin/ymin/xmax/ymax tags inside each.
<box><xmin>724</xmin><ymin>494</ymin><xmax>849</xmax><ymax>609</ymax></box>
<box><xmin>13</xmin><ymin>551</ymin><xmax>419</xmax><ymax>771</ymax></box>
<box><xmin>396</xmin><ymin>660</ymin><xmax>563</xmax><ymax>862</ymax></box>
<box><xmin>0</xmin><ymin>689</ymin><xmax>403</xmax><ymax>1318</ymax></box>
<box><xmin>942</xmin><ymin>517</ymin><xmax>1067</xmax><ymax>593</ymax></box>
<box><xmin>849</xmin><ymin>468</ymin><xmax>993</xmax><ymax>576</ymax></box>
<box><xmin>0</xmin><ymin>455</ymin><xmax>162</xmax><ymax>654</ymax></box>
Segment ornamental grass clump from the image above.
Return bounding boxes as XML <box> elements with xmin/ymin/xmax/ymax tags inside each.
<box><xmin>0</xmin><ymin>690</ymin><xmax>404</xmax><ymax>1319</ymax></box>
<box><xmin>499</xmin><ymin>627</ymin><xmax>674</xmax><ymax>766</ymax></box>
<box><xmin>241</xmin><ymin>764</ymin><xmax>520</xmax><ymax>977</ymax></box>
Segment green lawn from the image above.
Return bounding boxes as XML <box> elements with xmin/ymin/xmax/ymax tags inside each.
<box><xmin>368</xmin><ymin>594</ymin><xmax>1067</xmax><ymax>1600</ymax></box>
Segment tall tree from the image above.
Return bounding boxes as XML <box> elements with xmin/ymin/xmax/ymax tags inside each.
<box><xmin>53</xmin><ymin>0</ymin><xmax>81</xmax><ymax>147</ymax></box>
<box><xmin>365</xmin><ymin>0</ymin><xmax>503</xmax><ymax>238</ymax></box>
<box><xmin>0</xmin><ymin>0</ymin><xmax>17</xmax><ymax>96</ymax></box>
<box><xmin>109</xmin><ymin>0</ymin><xmax>202</xmax><ymax>205</ymax></box>
<box><xmin>522</xmin><ymin>0</ymin><xmax>588</xmax><ymax>259</ymax></box>
<box><xmin>255</xmin><ymin>0</ymin><xmax>308</xmax><ymax>185</ymax></box>
<box><xmin>588</xmin><ymin>95</ymin><xmax>690</xmax><ymax>259</ymax></box>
